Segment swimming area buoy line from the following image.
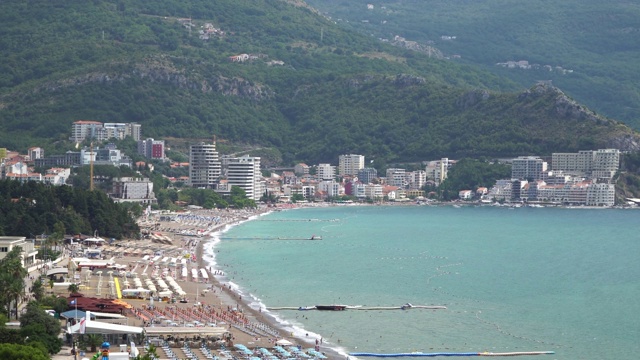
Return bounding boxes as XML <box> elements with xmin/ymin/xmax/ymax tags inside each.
<box><xmin>348</xmin><ymin>351</ymin><xmax>555</xmax><ymax>357</ymax></box>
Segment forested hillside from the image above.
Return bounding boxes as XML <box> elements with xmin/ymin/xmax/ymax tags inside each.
<box><xmin>1</xmin><ymin>0</ymin><xmax>639</xmax><ymax>166</ymax></box>
<box><xmin>304</xmin><ymin>0</ymin><xmax>640</xmax><ymax>128</ymax></box>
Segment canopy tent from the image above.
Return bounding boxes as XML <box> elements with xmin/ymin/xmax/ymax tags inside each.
<box><xmin>83</xmin><ymin>237</ymin><xmax>106</xmax><ymax>243</ymax></box>
<box><xmin>200</xmin><ymin>268</ymin><xmax>209</xmax><ymax>279</ymax></box>
<box><xmin>60</xmin><ymin>310</ymin><xmax>95</xmax><ymax>320</ymax></box>
<box><xmin>46</xmin><ymin>267</ymin><xmax>69</xmax><ymax>277</ymax></box>
<box><xmin>89</xmin><ymin>311</ymin><xmax>127</xmax><ymax>319</ymax></box>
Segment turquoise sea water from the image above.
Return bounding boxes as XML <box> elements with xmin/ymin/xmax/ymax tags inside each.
<box><xmin>203</xmin><ymin>206</ymin><xmax>640</xmax><ymax>359</ymax></box>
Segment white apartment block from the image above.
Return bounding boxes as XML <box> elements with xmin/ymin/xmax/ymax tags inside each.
<box><xmin>386</xmin><ymin>168</ymin><xmax>406</xmax><ymax>188</ymax></box>
<box><xmin>408</xmin><ymin>170</ymin><xmax>427</xmax><ymax>190</ymax></box>
<box><xmin>71</xmin><ymin>120</ymin><xmax>103</xmax><ymax>143</ymax></box>
<box><xmin>354</xmin><ymin>183</ymin><xmax>367</xmax><ymax>198</ymax></box>
<box><xmin>283</xmin><ymin>185</ymin><xmax>316</xmax><ymax>199</ymax></box>
<box><xmin>338</xmin><ymin>154</ymin><xmax>365</xmax><ymax>176</ymax></box>
<box><xmin>317</xmin><ymin>163</ymin><xmax>336</xmax><ymax>181</ymax></box>
<box><xmin>71</xmin><ymin>121</ymin><xmax>141</xmax><ymax>142</ymax></box>
<box><xmin>552</xmin><ymin>149</ymin><xmax>619</xmax><ymax>179</ymax></box>
<box><xmin>226</xmin><ymin>156</ymin><xmax>262</xmax><ymax>201</ymax></box>
<box><xmin>511</xmin><ymin>156</ymin><xmax>547</xmax><ymax>180</ymax></box>
<box><xmin>426</xmin><ymin>158</ymin><xmax>449</xmax><ymax>185</ymax></box>
<box><xmin>592</xmin><ymin>149</ymin><xmax>620</xmax><ymax>179</ymax></box>
<box><xmin>364</xmin><ymin>184</ymin><xmax>384</xmax><ymax>200</ymax></box>
<box><xmin>0</xmin><ymin>236</ymin><xmax>38</xmax><ymax>267</ymax></box>
<box><xmin>535</xmin><ymin>182</ymin><xmax>614</xmax><ymax>206</ymax></box>
<box><xmin>43</xmin><ymin>168</ymin><xmax>70</xmax><ymax>186</ymax></box>
<box><xmin>586</xmin><ymin>183</ymin><xmax>615</xmax><ymax>206</ymax></box>
<box><xmin>28</xmin><ymin>147</ymin><xmax>44</xmax><ymax>160</ymax></box>
<box><xmin>102</xmin><ymin>123</ymin><xmax>142</xmax><ymax>141</ymax></box>
<box><xmin>189</xmin><ymin>142</ymin><xmax>221</xmax><ymax>189</ymax></box>
<box><xmin>318</xmin><ymin>180</ymin><xmax>343</xmax><ymax>197</ymax></box>
<box><xmin>486</xmin><ymin>179</ymin><xmax>512</xmax><ymax>201</ymax></box>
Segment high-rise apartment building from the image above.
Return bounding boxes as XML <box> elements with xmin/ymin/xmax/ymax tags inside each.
<box><xmin>71</xmin><ymin>120</ymin><xmax>103</xmax><ymax>143</ymax></box>
<box><xmin>226</xmin><ymin>156</ymin><xmax>262</xmax><ymax>201</ymax></box>
<box><xmin>552</xmin><ymin>149</ymin><xmax>620</xmax><ymax>179</ymax></box>
<box><xmin>71</xmin><ymin>121</ymin><xmax>141</xmax><ymax>142</ymax></box>
<box><xmin>511</xmin><ymin>156</ymin><xmax>547</xmax><ymax>180</ymax></box>
<box><xmin>426</xmin><ymin>158</ymin><xmax>450</xmax><ymax>185</ymax></box>
<box><xmin>592</xmin><ymin>149</ymin><xmax>620</xmax><ymax>179</ymax></box>
<box><xmin>338</xmin><ymin>154</ymin><xmax>365</xmax><ymax>176</ymax></box>
<box><xmin>189</xmin><ymin>142</ymin><xmax>221</xmax><ymax>189</ymax></box>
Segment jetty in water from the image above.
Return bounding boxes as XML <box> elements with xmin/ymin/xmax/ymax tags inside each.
<box><xmin>266</xmin><ymin>304</ymin><xmax>446</xmax><ymax>311</ymax></box>
<box><xmin>220</xmin><ymin>235</ymin><xmax>322</xmax><ymax>240</ymax></box>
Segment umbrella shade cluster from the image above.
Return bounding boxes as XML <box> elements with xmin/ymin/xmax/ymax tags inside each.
<box><xmin>233</xmin><ymin>343</ymin><xmax>254</xmax><ymax>356</ymax></box>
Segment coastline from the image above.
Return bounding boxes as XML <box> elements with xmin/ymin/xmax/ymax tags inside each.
<box><xmin>194</xmin><ymin>206</ymin><xmax>348</xmax><ymax>359</ymax></box>
<box><xmin>145</xmin><ymin>205</ymin><xmax>345</xmax><ymax>358</ymax></box>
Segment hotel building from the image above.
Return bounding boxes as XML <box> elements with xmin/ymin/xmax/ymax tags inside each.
<box><xmin>338</xmin><ymin>154</ymin><xmax>365</xmax><ymax>176</ymax></box>
<box><xmin>226</xmin><ymin>156</ymin><xmax>262</xmax><ymax>201</ymax></box>
<box><xmin>189</xmin><ymin>142</ymin><xmax>221</xmax><ymax>189</ymax></box>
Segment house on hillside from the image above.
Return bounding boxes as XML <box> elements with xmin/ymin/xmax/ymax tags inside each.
<box><xmin>229</xmin><ymin>54</ymin><xmax>249</xmax><ymax>62</ymax></box>
<box><xmin>458</xmin><ymin>190</ymin><xmax>473</xmax><ymax>200</ymax></box>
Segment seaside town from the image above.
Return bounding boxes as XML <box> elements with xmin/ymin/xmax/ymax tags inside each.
<box><xmin>0</xmin><ymin>120</ymin><xmax>636</xmax><ymax>360</ymax></box>
<box><xmin>0</xmin><ymin>120</ymin><xmax>635</xmax><ymax>208</ymax></box>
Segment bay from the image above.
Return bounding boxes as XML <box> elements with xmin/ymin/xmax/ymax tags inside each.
<box><xmin>204</xmin><ymin>205</ymin><xmax>640</xmax><ymax>359</ymax></box>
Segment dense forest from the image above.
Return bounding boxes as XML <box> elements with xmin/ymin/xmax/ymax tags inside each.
<box><xmin>0</xmin><ymin>180</ymin><xmax>139</xmax><ymax>239</ymax></box>
<box><xmin>305</xmin><ymin>0</ymin><xmax>640</xmax><ymax>128</ymax></box>
<box><xmin>0</xmin><ymin>0</ymin><xmax>639</xmax><ymax>167</ymax></box>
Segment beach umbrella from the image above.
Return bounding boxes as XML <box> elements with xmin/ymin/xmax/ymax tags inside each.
<box><xmin>275</xmin><ymin>339</ymin><xmax>293</xmax><ymax>346</ymax></box>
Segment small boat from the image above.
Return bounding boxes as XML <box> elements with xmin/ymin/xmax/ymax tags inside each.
<box><xmin>315</xmin><ymin>305</ymin><xmax>347</xmax><ymax>311</ymax></box>
<box><xmin>310</xmin><ymin>235</ymin><xmax>322</xmax><ymax>240</ymax></box>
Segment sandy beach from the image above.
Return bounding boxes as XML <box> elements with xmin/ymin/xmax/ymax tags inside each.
<box><xmin>130</xmin><ymin>206</ymin><xmax>335</xmax><ymax>358</ymax></box>
<box><xmin>46</xmin><ymin>205</ymin><xmax>340</xmax><ymax>360</ymax></box>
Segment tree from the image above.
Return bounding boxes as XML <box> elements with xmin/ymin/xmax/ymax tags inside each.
<box><xmin>38</xmin><ymin>295</ymin><xmax>69</xmax><ymax>315</ymax></box>
<box><xmin>20</xmin><ymin>302</ymin><xmax>61</xmax><ymax>339</ymax></box>
<box><xmin>0</xmin><ymin>247</ymin><xmax>27</xmax><ymax>319</ymax></box>
<box><xmin>133</xmin><ymin>344</ymin><xmax>159</xmax><ymax>360</ymax></box>
<box><xmin>20</xmin><ymin>302</ymin><xmax>62</xmax><ymax>354</ymax></box>
<box><xmin>67</xmin><ymin>283</ymin><xmax>80</xmax><ymax>294</ymax></box>
<box><xmin>80</xmin><ymin>334</ymin><xmax>104</xmax><ymax>352</ymax></box>
<box><xmin>30</xmin><ymin>280</ymin><xmax>45</xmax><ymax>302</ymax></box>
<box><xmin>0</xmin><ymin>343</ymin><xmax>49</xmax><ymax>360</ymax></box>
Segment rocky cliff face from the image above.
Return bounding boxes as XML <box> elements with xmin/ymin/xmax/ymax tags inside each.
<box><xmin>14</xmin><ymin>58</ymin><xmax>274</xmax><ymax>103</ymax></box>
<box><xmin>518</xmin><ymin>83</ymin><xmax>640</xmax><ymax>151</ymax></box>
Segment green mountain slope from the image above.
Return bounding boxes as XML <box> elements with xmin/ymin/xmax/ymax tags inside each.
<box><xmin>0</xmin><ymin>0</ymin><xmax>638</xmax><ymax>166</ymax></box>
<box><xmin>304</xmin><ymin>0</ymin><xmax>640</xmax><ymax>128</ymax></box>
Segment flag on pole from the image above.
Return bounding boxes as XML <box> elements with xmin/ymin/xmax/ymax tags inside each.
<box><xmin>70</xmin><ymin>299</ymin><xmax>76</xmax><ymax>305</ymax></box>
<box><xmin>79</xmin><ymin>317</ymin><xmax>86</xmax><ymax>334</ymax></box>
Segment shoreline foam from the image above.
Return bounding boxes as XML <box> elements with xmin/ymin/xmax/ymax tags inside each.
<box><xmin>198</xmin><ymin>206</ymin><xmax>350</xmax><ymax>359</ymax></box>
